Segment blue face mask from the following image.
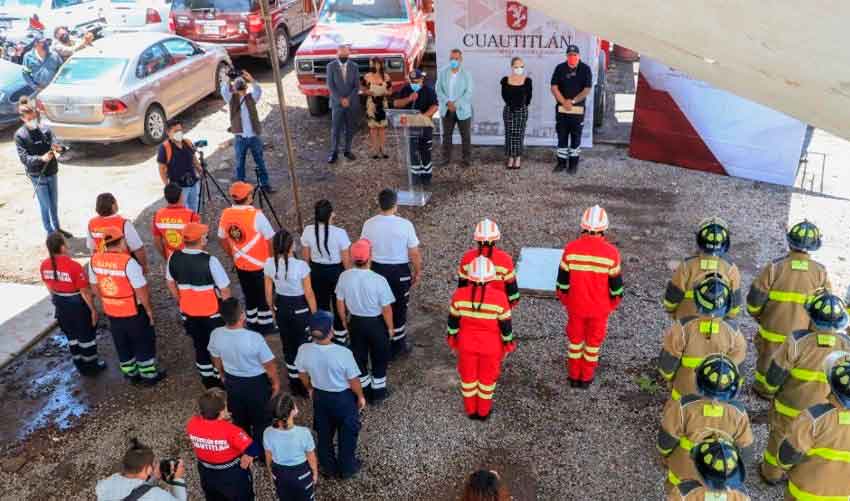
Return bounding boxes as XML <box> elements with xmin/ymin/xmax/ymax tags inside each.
<box><xmin>449</xmin><ymin>59</ymin><xmax>460</xmax><ymax>69</ymax></box>
<box><xmin>410</xmin><ymin>83</ymin><xmax>422</xmax><ymax>92</ymax></box>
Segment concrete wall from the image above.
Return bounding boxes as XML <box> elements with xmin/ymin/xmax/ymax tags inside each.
<box><xmin>524</xmin><ymin>1</ymin><xmax>850</xmax><ymax>141</ymax></box>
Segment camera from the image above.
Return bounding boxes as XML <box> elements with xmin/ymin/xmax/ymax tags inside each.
<box><xmin>159</xmin><ymin>458</ymin><xmax>178</xmax><ymax>482</ymax></box>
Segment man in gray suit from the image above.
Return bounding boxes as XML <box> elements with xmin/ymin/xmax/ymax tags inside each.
<box><xmin>327</xmin><ymin>44</ymin><xmax>360</xmax><ymax>164</ymax></box>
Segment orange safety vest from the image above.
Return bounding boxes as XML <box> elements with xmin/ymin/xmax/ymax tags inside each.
<box><xmin>153</xmin><ymin>205</ymin><xmax>198</xmax><ymax>259</ymax></box>
<box><xmin>90</xmin><ymin>252</ymin><xmax>138</xmax><ymax>318</ymax></box>
<box><xmin>168</xmin><ymin>251</ymin><xmax>220</xmax><ymax>317</ymax></box>
<box><xmin>88</xmin><ymin>215</ymin><xmax>128</xmax><ymax>254</ymax></box>
<box><xmin>219</xmin><ymin>206</ymin><xmax>269</xmax><ymax>271</ymax></box>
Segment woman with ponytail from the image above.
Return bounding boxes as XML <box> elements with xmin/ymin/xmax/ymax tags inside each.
<box><xmin>264</xmin><ymin>229</ymin><xmax>316</xmax><ymax>397</ymax></box>
<box><xmin>263</xmin><ymin>393</ymin><xmax>317</xmax><ymax>501</ymax></box>
<box><xmin>40</xmin><ymin>231</ymin><xmax>106</xmax><ymax>375</ymax></box>
<box><xmin>301</xmin><ymin>199</ymin><xmax>352</xmax><ymax>344</ymax></box>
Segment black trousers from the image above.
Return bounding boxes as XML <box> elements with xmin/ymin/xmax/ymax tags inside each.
<box><xmin>271</xmin><ymin>461</ymin><xmax>314</xmax><ymax>501</ymax></box>
<box><xmin>224</xmin><ymin>373</ymin><xmax>272</xmax><ymax>452</ymax></box>
<box><xmin>184</xmin><ymin>314</ymin><xmax>224</xmax><ymax>387</ymax></box>
<box><xmin>274</xmin><ymin>294</ymin><xmax>309</xmax><ymax>390</ymax></box>
<box><xmin>349</xmin><ymin>315</ymin><xmax>390</xmax><ymax>401</ymax></box>
<box><xmin>555</xmin><ymin>111</ymin><xmax>584</xmax><ymax>159</ymax></box>
<box><xmin>108</xmin><ymin>310</ymin><xmax>158</xmax><ymax>381</ymax></box>
<box><xmin>52</xmin><ymin>294</ymin><xmax>100</xmax><ymax>371</ymax></box>
<box><xmin>313</xmin><ymin>389</ymin><xmax>360</xmax><ymax>477</ymax></box>
<box><xmin>309</xmin><ymin>261</ymin><xmax>346</xmax><ymax>342</ymax></box>
<box><xmin>198</xmin><ymin>462</ymin><xmax>254</xmax><ymax>501</ymax></box>
<box><xmin>371</xmin><ymin>262</ymin><xmax>411</xmax><ymax>357</ymax></box>
<box><xmin>442</xmin><ymin>110</ymin><xmax>471</xmax><ymax>162</ymax></box>
<box><xmin>409</xmin><ymin>127</ymin><xmax>433</xmax><ymax>184</ymax></box>
<box><xmin>237</xmin><ymin>268</ymin><xmax>274</xmax><ymax>334</ymax></box>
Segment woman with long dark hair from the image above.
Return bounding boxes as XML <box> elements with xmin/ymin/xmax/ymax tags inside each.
<box><xmin>362</xmin><ymin>57</ymin><xmax>392</xmax><ymax>159</ymax></box>
<box><xmin>461</xmin><ymin>470</ymin><xmax>511</xmax><ymax>501</ymax></box>
<box><xmin>301</xmin><ymin>199</ymin><xmax>351</xmax><ymax>344</ymax></box>
<box><xmin>264</xmin><ymin>229</ymin><xmax>317</xmax><ymax>396</ymax></box>
<box><xmin>263</xmin><ymin>393</ymin><xmax>317</xmax><ymax>501</ymax></box>
<box><xmin>500</xmin><ymin>56</ymin><xmax>532</xmax><ymax>169</ymax></box>
<box><xmin>40</xmin><ymin>231</ymin><xmax>106</xmax><ymax>375</ymax></box>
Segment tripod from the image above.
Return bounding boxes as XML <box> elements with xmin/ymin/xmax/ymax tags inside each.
<box><xmin>195</xmin><ymin>142</ymin><xmax>229</xmax><ymax>215</ymax></box>
<box><xmin>251</xmin><ymin>166</ymin><xmax>282</xmax><ymax>229</ymax></box>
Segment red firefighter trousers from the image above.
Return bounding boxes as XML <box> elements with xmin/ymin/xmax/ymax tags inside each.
<box><xmin>565</xmin><ymin>313</ymin><xmax>609</xmax><ymax>382</ymax></box>
<box><xmin>457</xmin><ymin>349</ymin><xmax>504</xmax><ymax>417</ymax></box>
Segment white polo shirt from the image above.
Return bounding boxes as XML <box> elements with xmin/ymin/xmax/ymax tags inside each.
<box><xmin>295</xmin><ymin>341</ymin><xmax>360</xmax><ymax>392</ymax></box>
<box><xmin>263</xmin><ymin>256</ymin><xmax>310</xmax><ymax>296</ymax></box>
<box><xmin>301</xmin><ymin>224</ymin><xmax>351</xmax><ymax>265</ymax></box>
<box><xmin>208</xmin><ymin>326</ymin><xmax>275</xmax><ymax>377</ymax></box>
<box><xmin>360</xmin><ymin>214</ymin><xmax>420</xmax><ymax>265</ymax></box>
<box><xmin>335</xmin><ymin>268</ymin><xmax>395</xmax><ymax>317</ymax></box>
<box><xmin>86</xmin><ymin>216</ymin><xmax>144</xmax><ymax>253</ymax></box>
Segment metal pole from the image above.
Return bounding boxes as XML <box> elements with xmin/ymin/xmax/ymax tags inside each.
<box><xmin>258</xmin><ymin>0</ymin><xmax>304</xmax><ymax>232</ymax></box>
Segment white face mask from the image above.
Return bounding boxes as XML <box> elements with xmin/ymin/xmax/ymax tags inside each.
<box><xmin>172</xmin><ymin>131</ymin><xmax>184</xmax><ymax>142</ymax></box>
<box><xmin>25</xmin><ymin>119</ymin><xmax>38</xmax><ymax>130</ymax></box>
<box><xmin>513</xmin><ymin>67</ymin><xmax>525</xmax><ymax>76</ymax></box>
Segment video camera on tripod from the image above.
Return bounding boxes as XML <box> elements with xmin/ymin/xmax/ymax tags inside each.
<box><xmin>191</xmin><ymin>139</ymin><xmax>228</xmax><ymax>215</ymax></box>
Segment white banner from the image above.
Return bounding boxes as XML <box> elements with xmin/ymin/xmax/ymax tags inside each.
<box><xmin>434</xmin><ymin>0</ymin><xmax>597</xmax><ymax>147</ymax></box>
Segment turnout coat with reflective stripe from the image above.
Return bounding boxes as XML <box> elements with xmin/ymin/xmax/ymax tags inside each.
<box><xmin>555</xmin><ymin>234</ymin><xmax>623</xmax><ymax>316</ymax></box>
<box><xmin>658</xmin><ymin>394</ymin><xmax>753</xmax><ymax>490</ymax></box>
<box><xmin>667</xmin><ymin>482</ymin><xmax>751</xmax><ymax>501</ymax></box>
<box><xmin>663</xmin><ymin>253</ymin><xmax>742</xmax><ymax>320</ymax></box>
<box><xmin>658</xmin><ymin>316</ymin><xmax>747</xmax><ymax>401</ymax></box>
<box><xmin>219</xmin><ymin>206</ymin><xmax>269</xmax><ymax>272</ymax></box>
<box><xmin>448</xmin><ymin>284</ymin><xmax>513</xmax><ymax>355</ymax></box>
<box><xmin>764</xmin><ymin>330</ymin><xmax>850</xmax><ymax>419</ymax></box>
<box><xmin>90</xmin><ymin>252</ymin><xmax>138</xmax><ymax>318</ymax></box>
<box><xmin>778</xmin><ymin>398</ymin><xmax>850</xmax><ymax>500</ymax></box>
<box><xmin>457</xmin><ymin>246</ymin><xmax>519</xmax><ymax>305</ymax></box>
<box><xmin>168</xmin><ymin>250</ymin><xmax>220</xmax><ymax>317</ymax></box>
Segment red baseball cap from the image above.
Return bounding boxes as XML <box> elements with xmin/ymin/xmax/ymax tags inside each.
<box><xmin>350</xmin><ymin>238</ymin><xmax>371</xmax><ymax>262</ymax></box>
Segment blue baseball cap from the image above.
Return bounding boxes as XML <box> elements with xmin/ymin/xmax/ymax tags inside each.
<box><xmin>309</xmin><ymin>310</ymin><xmax>333</xmax><ymax>338</ymax></box>
<box><xmin>408</xmin><ymin>69</ymin><xmax>426</xmax><ymax>81</ymax></box>
<box><xmin>566</xmin><ymin>44</ymin><xmax>580</xmax><ymax>55</ymax></box>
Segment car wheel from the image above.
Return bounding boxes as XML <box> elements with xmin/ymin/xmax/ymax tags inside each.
<box><xmin>269</xmin><ymin>27</ymin><xmax>290</xmax><ymax>67</ymax></box>
<box><xmin>307</xmin><ymin>95</ymin><xmax>329</xmax><ymax>117</ymax></box>
<box><xmin>215</xmin><ymin>62</ymin><xmax>230</xmax><ymax>98</ymax></box>
<box><xmin>140</xmin><ymin>105</ymin><xmax>166</xmax><ymax>145</ymax></box>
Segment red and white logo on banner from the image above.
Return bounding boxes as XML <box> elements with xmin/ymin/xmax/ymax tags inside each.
<box><xmin>506</xmin><ymin>1</ymin><xmax>527</xmax><ymax>31</ymax></box>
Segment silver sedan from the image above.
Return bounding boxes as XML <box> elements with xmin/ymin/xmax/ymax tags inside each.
<box><xmin>37</xmin><ymin>32</ymin><xmax>231</xmax><ymax>144</ymax></box>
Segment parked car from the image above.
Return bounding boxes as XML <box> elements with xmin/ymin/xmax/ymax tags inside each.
<box><xmin>294</xmin><ymin>0</ymin><xmax>431</xmax><ymax>116</ymax></box>
<box><xmin>103</xmin><ymin>0</ymin><xmax>172</xmax><ymax>35</ymax></box>
<box><xmin>0</xmin><ymin>58</ymin><xmax>36</xmax><ymax>126</ymax></box>
<box><xmin>0</xmin><ymin>0</ymin><xmax>107</xmax><ymax>42</ymax></box>
<box><xmin>37</xmin><ymin>32</ymin><xmax>231</xmax><ymax>143</ymax></box>
<box><xmin>170</xmin><ymin>0</ymin><xmax>314</xmax><ymax>67</ymax></box>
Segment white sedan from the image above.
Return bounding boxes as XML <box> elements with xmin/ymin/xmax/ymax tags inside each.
<box><xmin>102</xmin><ymin>0</ymin><xmax>172</xmax><ymax>35</ymax></box>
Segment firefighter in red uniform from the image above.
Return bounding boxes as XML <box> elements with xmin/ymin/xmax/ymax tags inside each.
<box><xmin>87</xmin><ymin>192</ymin><xmax>148</xmax><ymax>273</ymax></box>
<box><xmin>556</xmin><ymin>205</ymin><xmax>624</xmax><ymax>388</ymax></box>
<box><xmin>152</xmin><ymin>182</ymin><xmax>200</xmax><ymax>263</ymax></box>
<box><xmin>218</xmin><ymin>182</ymin><xmax>276</xmax><ymax>334</ymax></box>
<box><xmin>457</xmin><ymin>218</ymin><xmax>520</xmax><ymax>306</ymax></box>
<box><xmin>448</xmin><ymin>256</ymin><xmax>516</xmax><ymax>420</ymax></box>
<box><xmin>186</xmin><ymin>387</ymin><xmax>258</xmax><ymax>501</ymax></box>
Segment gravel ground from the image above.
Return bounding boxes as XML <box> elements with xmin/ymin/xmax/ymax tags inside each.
<box><xmin>1</xmin><ymin>58</ymin><xmax>849</xmax><ymax>500</ymax></box>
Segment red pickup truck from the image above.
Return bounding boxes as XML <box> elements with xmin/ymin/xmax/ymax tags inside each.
<box><xmin>294</xmin><ymin>0</ymin><xmax>433</xmax><ymax>116</ymax></box>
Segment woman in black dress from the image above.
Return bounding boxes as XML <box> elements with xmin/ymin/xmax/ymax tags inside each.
<box><xmin>500</xmin><ymin>57</ymin><xmax>533</xmax><ymax>169</ymax></box>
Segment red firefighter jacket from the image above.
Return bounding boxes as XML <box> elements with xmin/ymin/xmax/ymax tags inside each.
<box><xmin>447</xmin><ymin>283</ymin><xmax>514</xmax><ymax>356</ymax></box>
<box><xmin>457</xmin><ymin>246</ymin><xmax>520</xmax><ymax>305</ymax></box>
<box><xmin>556</xmin><ymin>234</ymin><xmax>623</xmax><ymax>316</ymax></box>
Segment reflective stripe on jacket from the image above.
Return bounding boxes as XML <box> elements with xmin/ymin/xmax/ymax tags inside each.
<box><xmin>91</xmin><ymin>252</ymin><xmax>137</xmax><ymax>318</ymax></box>
<box><xmin>219</xmin><ymin>206</ymin><xmax>269</xmax><ymax>271</ymax></box>
<box><xmin>168</xmin><ymin>250</ymin><xmax>219</xmax><ymax>317</ymax></box>
<box><xmin>447</xmin><ymin>284</ymin><xmax>512</xmax><ymax>355</ymax></box>
<box><xmin>555</xmin><ymin>234</ymin><xmax>623</xmax><ymax>316</ymax></box>
<box><xmin>457</xmin><ymin>246</ymin><xmax>519</xmax><ymax>304</ymax></box>
<box><xmin>663</xmin><ymin>253</ymin><xmax>742</xmax><ymax>319</ymax></box>
<box><xmin>153</xmin><ymin>205</ymin><xmax>197</xmax><ymax>259</ymax></box>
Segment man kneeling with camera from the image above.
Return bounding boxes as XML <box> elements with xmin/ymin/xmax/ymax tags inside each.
<box><xmin>95</xmin><ymin>438</ymin><xmax>186</xmax><ymax>500</ymax></box>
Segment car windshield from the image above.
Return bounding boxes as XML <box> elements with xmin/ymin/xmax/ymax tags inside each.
<box><xmin>319</xmin><ymin>0</ymin><xmax>409</xmax><ymax>24</ymax></box>
<box><xmin>54</xmin><ymin>58</ymin><xmax>127</xmax><ymax>84</ymax></box>
<box><xmin>172</xmin><ymin>0</ymin><xmax>254</xmax><ymax>12</ymax></box>
<box><xmin>0</xmin><ymin>0</ymin><xmax>42</xmax><ymax>7</ymax></box>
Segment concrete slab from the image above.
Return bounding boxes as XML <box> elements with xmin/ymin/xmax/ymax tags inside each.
<box><xmin>516</xmin><ymin>247</ymin><xmax>563</xmax><ymax>297</ymax></box>
<box><xmin>0</xmin><ymin>283</ymin><xmax>55</xmax><ymax>368</ymax></box>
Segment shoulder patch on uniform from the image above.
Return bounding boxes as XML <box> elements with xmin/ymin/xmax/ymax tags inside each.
<box><xmin>679</xmin><ymin>394</ymin><xmax>703</xmax><ymax>407</ymax></box>
<box><xmin>677</xmin><ymin>480</ymin><xmax>702</xmax><ymax>496</ymax></box>
<box><xmin>726</xmin><ymin>399</ymin><xmax>748</xmax><ymax>415</ymax></box>
<box><xmin>808</xmin><ymin>402</ymin><xmax>836</xmax><ymax>421</ymax></box>
<box><xmin>792</xmin><ymin>329</ymin><xmax>812</xmax><ymax>341</ymax></box>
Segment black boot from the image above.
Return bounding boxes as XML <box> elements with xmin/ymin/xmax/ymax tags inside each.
<box><xmin>567</xmin><ymin>156</ymin><xmax>579</xmax><ymax>174</ymax></box>
<box><xmin>553</xmin><ymin>157</ymin><xmax>567</xmax><ymax>172</ymax></box>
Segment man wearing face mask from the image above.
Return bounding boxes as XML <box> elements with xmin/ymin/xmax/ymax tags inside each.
<box><xmin>53</xmin><ymin>26</ymin><xmax>93</xmax><ymax>61</ymax></box>
<box><xmin>15</xmin><ymin>97</ymin><xmax>71</xmax><ymax>237</ymax></box>
<box><xmin>326</xmin><ymin>43</ymin><xmax>360</xmax><ymax>164</ymax></box>
<box><xmin>157</xmin><ymin>120</ymin><xmax>202</xmax><ymax>212</ymax></box>
<box><xmin>393</xmin><ymin>69</ymin><xmax>438</xmax><ymax>185</ymax></box>
<box><xmin>22</xmin><ymin>37</ymin><xmax>63</xmax><ymax>90</ymax></box>
<box><xmin>550</xmin><ymin>44</ymin><xmax>593</xmax><ymax>174</ymax></box>
<box><xmin>436</xmin><ymin>48</ymin><xmax>474</xmax><ymax>167</ymax></box>
<box><xmin>95</xmin><ymin>438</ymin><xmax>187</xmax><ymax>500</ymax></box>
<box><xmin>220</xmin><ymin>70</ymin><xmax>276</xmax><ymax>193</ymax></box>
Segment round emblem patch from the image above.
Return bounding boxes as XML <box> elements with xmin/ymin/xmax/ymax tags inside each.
<box><xmin>227</xmin><ymin>223</ymin><xmax>246</xmax><ymax>244</ymax></box>
<box><xmin>165</xmin><ymin>229</ymin><xmax>183</xmax><ymax>248</ymax></box>
<box><xmin>100</xmin><ymin>276</ymin><xmax>118</xmax><ymax>296</ymax></box>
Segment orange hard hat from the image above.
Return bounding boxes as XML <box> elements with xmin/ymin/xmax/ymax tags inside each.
<box><xmin>183</xmin><ymin>222</ymin><xmax>209</xmax><ymax>242</ymax></box>
<box><xmin>473</xmin><ymin>218</ymin><xmax>501</xmax><ymax>242</ymax></box>
<box><xmin>229</xmin><ymin>181</ymin><xmax>253</xmax><ymax>200</ymax></box>
<box><xmin>580</xmin><ymin>205</ymin><xmax>609</xmax><ymax>232</ymax></box>
<box><xmin>467</xmin><ymin>256</ymin><xmax>497</xmax><ymax>283</ymax></box>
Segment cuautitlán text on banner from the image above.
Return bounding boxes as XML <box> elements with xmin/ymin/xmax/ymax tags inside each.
<box><xmin>435</xmin><ymin>0</ymin><xmax>597</xmax><ymax>147</ymax></box>
<box><xmin>630</xmin><ymin>57</ymin><xmax>806</xmax><ymax>186</ymax></box>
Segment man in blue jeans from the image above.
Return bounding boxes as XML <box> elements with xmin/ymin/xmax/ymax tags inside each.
<box><xmin>14</xmin><ymin>98</ymin><xmax>71</xmax><ymax>237</ymax></box>
<box><xmin>220</xmin><ymin>70</ymin><xmax>276</xmax><ymax>193</ymax></box>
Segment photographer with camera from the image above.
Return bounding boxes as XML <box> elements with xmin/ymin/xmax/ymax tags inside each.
<box><xmin>95</xmin><ymin>438</ymin><xmax>187</xmax><ymax>500</ymax></box>
<box><xmin>157</xmin><ymin>120</ymin><xmax>203</xmax><ymax>212</ymax></box>
<box><xmin>15</xmin><ymin>97</ymin><xmax>72</xmax><ymax>237</ymax></box>
<box><xmin>186</xmin><ymin>387</ymin><xmax>258</xmax><ymax>500</ymax></box>
<box><xmin>22</xmin><ymin>37</ymin><xmax>63</xmax><ymax>90</ymax></box>
<box><xmin>220</xmin><ymin>69</ymin><xmax>275</xmax><ymax>194</ymax></box>
<box><xmin>53</xmin><ymin>26</ymin><xmax>94</xmax><ymax>61</ymax></box>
